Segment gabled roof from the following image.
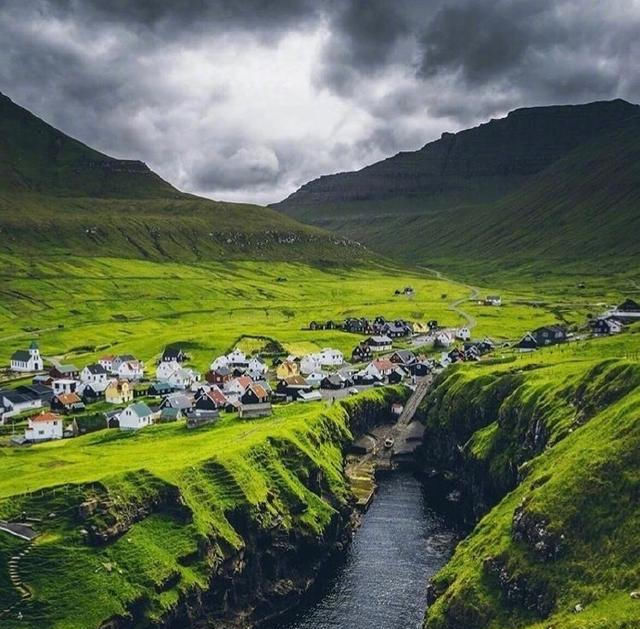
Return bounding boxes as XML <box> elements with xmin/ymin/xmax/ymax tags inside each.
<box><xmin>31</xmin><ymin>412</ymin><xmax>63</xmax><ymax>423</ymax></box>
<box><xmin>247</xmin><ymin>383</ymin><xmax>268</xmax><ymax>399</ymax></box>
<box><xmin>206</xmin><ymin>388</ymin><xmax>228</xmax><ymax>405</ymax></box>
<box><xmin>373</xmin><ymin>358</ymin><xmax>394</xmax><ymax>370</ymax></box>
<box><xmin>29</xmin><ymin>340</ymin><xmax>39</xmax><ymax>350</ymax></box>
<box><xmin>129</xmin><ymin>402</ymin><xmax>153</xmax><ymax>416</ymax></box>
<box><xmin>369</xmin><ymin>335</ymin><xmax>393</xmax><ymax>343</ymax></box>
<box><xmin>84</xmin><ymin>363</ymin><xmax>107</xmax><ymax>374</ymax></box>
<box><xmin>100</xmin><ymin>354</ymin><xmax>115</xmax><ymax>361</ymax></box>
<box><xmin>56</xmin><ymin>392</ymin><xmax>82</xmax><ymax>405</ymax></box>
<box><xmin>54</xmin><ymin>364</ymin><xmax>79</xmax><ymax>374</ymax></box>
<box><xmin>11</xmin><ymin>350</ymin><xmax>31</xmax><ymax>362</ymax></box>
<box><xmin>282</xmin><ymin>375</ymin><xmax>308</xmax><ymax>386</ymax></box>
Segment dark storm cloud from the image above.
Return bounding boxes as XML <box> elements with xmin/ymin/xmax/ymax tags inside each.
<box><xmin>0</xmin><ymin>0</ymin><xmax>639</xmax><ymax>203</ymax></box>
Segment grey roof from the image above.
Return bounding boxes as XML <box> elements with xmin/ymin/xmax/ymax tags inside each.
<box><xmin>85</xmin><ymin>363</ymin><xmax>107</xmax><ymax>374</ymax></box>
<box><xmin>130</xmin><ymin>402</ymin><xmax>153</xmax><ymax>416</ymax></box>
<box><xmin>3</xmin><ymin>391</ymin><xmax>31</xmax><ymax>404</ymax></box>
<box><xmin>11</xmin><ymin>350</ymin><xmax>31</xmax><ymax>362</ymax></box>
<box><xmin>56</xmin><ymin>364</ymin><xmax>78</xmax><ymax>374</ymax></box>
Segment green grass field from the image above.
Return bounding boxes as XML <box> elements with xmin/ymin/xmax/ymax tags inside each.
<box><xmin>420</xmin><ymin>331</ymin><xmax>640</xmax><ymax>629</ymax></box>
<box><xmin>1</xmin><ymin>254</ymin><xmax>628</xmax><ymax>376</ymax></box>
<box><xmin>0</xmin><ymin>387</ymin><xmax>405</xmax><ymax>629</ymax></box>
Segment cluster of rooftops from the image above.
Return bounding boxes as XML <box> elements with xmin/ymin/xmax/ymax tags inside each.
<box><xmin>4</xmin><ymin>298</ymin><xmax>637</xmax><ymax>444</ymax></box>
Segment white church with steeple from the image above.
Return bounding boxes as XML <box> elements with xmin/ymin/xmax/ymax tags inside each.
<box><xmin>10</xmin><ymin>340</ymin><xmax>44</xmax><ymax>372</ymax></box>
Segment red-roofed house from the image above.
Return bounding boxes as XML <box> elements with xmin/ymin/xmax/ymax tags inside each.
<box><xmin>25</xmin><ymin>412</ymin><xmax>64</xmax><ymax>442</ymax></box>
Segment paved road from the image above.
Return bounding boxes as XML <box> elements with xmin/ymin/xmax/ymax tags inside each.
<box><xmin>418</xmin><ymin>265</ymin><xmax>480</xmax><ymax>331</ymax></box>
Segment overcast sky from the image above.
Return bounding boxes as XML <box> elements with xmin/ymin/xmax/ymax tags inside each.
<box><xmin>2</xmin><ymin>0</ymin><xmax>639</xmax><ymax>204</ymax></box>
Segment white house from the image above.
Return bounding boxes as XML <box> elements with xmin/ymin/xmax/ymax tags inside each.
<box><xmin>80</xmin><ymin>364</ymin><xmax>108</xmax><ymax>386</ymax></box>
<box><xmin>10</xmin><ymin>341</ymin><xmax>43</xmax><ymax>373</ymax></box>
<box><xmin>116</xmin><ymin>360</ymin><xmax>144</xmax><ymax>381</ymax></box>
<box><xmin>227</xmin><ymin>348</ymin><xmax>248</xmax><ymax>368</ymax></box>
<box><xmin>25</xmin><ymin>412</ymin><xmax>64</xmax><ymax>442</ymax></box>
<box><xmin>111</xmin><ymin>354</ymin><xmax>142</xmax><ymax>375</ymax></box>
<box><xmin>156</xmin><ymin>361</ymin><xmax>180</xmax><ymax>382</ymax></box>
<box><xmin>435</xmin><ymin>331</ymin><xmax>454</xmax><ymax>348</ymax></box>
<box><xmin>167</xmin><ymin>367</ymin><xmax>200</xmax><ymax>390</ymax></box>
<box><xmin>248</xmin><ymin>357</ymin><xmax>267</xmax><ymax>375</ymax></box>
<box><xmin>317</xmin><ymin>348</ymin><xmax>344</xmax><ymax>367</ymax></box>
<box><xmin>52</xmin><ymin>379</ymin><xmax>79</xmax><ymax>395</ymax></box>
<box><xmin>485</xmin><ymin>295</ymin><xmax>502</xmax><ymax>306</ymax></box>
<box><xmin>210</xmin><ymin>355</ymin><xmax>229</xmax><ymax>371</ymax></box>
<box><xmin>361</xmin><ymin>358</ymin><xmax>395</xmax><ymax>380</ymax></box>
<box><xmin>305</xmin><ymin>371</ymin><xmax>325</xmax><ymax>388</ymax></box>
<box><xmin>224</xmin><ymin>376</ymin><xmax>252</xmax><ymax>398</ymax></box>
<box><xmin>99</xmin><ymin>355</ymin><xmax>115</xmax><ymax>372</ymax></box>
<box><xmin>300</xmin><ymin>354</ymin><xmax>321</xmax><ymax>375</ymax></box>
<box><xmin>2</xmin><ymin>392</ymin><xmax>42</xmax><ymax>420</ymax></box>
<box><xmin>298</xmin><ymin>390</ymin><xmax>323</xmax><ymax>403</ymax></box>
<box><xmin>456</xmin><ymin>327</ymin><xmax>471</xmax><ymax>341</ymax></box>
<box><xmin>119</xmin><ymin>402</ymin><xmax>155</xmax><ymax>431</ymax></box>
<box><xmin>366</xmin><ymin>335</ymin><xmax>393</xmax><ymax>352</ymax></box>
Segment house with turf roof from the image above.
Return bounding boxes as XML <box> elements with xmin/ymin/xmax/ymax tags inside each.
<box><xmin>50</xmin><ymin>362</ymin><xmax>80</xmax><ymax>380</ymax></box>
<box><xmin>119</xmin><ymin>402</ymin><xmax>155</xmax><ymax>431</ymax></box>
<box><xmin>10</xmin><ymin>341</ymin><xmax>43</xmax><ymax>373</ymax></box>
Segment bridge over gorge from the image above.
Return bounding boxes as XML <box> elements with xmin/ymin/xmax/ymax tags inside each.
<box><xmin>346</xmin><ymin>376</ymin><xmax>434</xmax><ymax>508</ymax></box>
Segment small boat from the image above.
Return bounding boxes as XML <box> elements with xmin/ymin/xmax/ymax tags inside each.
<box><xmin>384</xmin><ymin>437</ymin><xmax>394</xmax><ymax>449</ymax></box>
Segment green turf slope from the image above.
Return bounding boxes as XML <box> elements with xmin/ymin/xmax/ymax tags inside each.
<box><xmin>418</xmin><ymin>333</ymin><xmax>640</xmax><ymax>628</ymax></box>
<box><xmin>0</xmin><ymin>92</ymin><xmax>364</xmax><ymax>263</ymax></box>
<box><xmin>273</xmin><ymin>100</ymin><xmax>640</xmax><ymax>277</ymax></box>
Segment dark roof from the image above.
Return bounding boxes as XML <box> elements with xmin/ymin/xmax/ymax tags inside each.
<box><xmin>2</xmin><ymin>391</ymin><xmax>31</xmax><ymax>404</ymax></box>
<box><xmin>11</xmin><ymin>350</ymin><xmax>31</xmax><ymax>362</ymax></box>
<box><xmin>85</xmin><ymin>363</ymin><xmax>107</xmax><ymax>374</ymax></box>
<box><xmin>618</xmin><ymin>298</ymin><xmax>640</xmax><ymax>312</ymax></box>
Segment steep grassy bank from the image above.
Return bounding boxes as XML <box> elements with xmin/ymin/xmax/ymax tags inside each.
<box><xmin>0</xmin><ymin>387</ymin><xmax>407</xmax><ymax>629</ymax></box>
<box><xmin>417</xmin><ymin>338</ymin><xmax>640</xmax><ymax>628</ymax></box>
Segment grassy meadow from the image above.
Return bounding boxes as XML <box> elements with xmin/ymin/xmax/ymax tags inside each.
<box><xmin>421</xmin><ymin>331</ymin><xmax>640</xmax><ymax>629</ymax></box>
<box><xmin>1</xmin><ymin>253</ymin><xmax>629</xmax><ymax>375</ymax></box>
<box><xmin>0</xmin><ymin>387</ymin><xmax>405</xmax><ymax>629</ymax></box>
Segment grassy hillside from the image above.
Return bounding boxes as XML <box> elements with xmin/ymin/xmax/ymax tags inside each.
<box><xmin>2</xmin><ymin>254</ymin><xmax>629</xmax><ymax>375</ymax></box>
<box><xmin>273</xmin><ymin>101</ymin><xmax>640</xmax><ymax>280</ymax></box>
<box><xmin>0</xmin><ymin>91</ymin><xmax>366</xmax><ymax>263</ymax></box>
<box><xmin>418</xmin><ymin>332</ymin><xmax>640</xmax><ymax>628</ymax></box>
<box><xmin>0</xmin><ymin>388</ymin><xmax>403</xmax><ymax>629</ymax></box>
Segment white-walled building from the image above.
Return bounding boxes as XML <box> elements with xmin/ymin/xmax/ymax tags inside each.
<box><xmin>116</xmin><ymin>360</ymin><xmax>144</xmax><ymax>381</ymax></box>
<box><xmin>300</xmin><ymin>355</ymin><xmax>321</xmax><ymax>375</ymax></box>
<box><xmin>156</xmin><ymin>361</ymin><xmax>180</xmax><ymax>382</ymax></box>
<box><xmin>119</xmin><ymin>402</ymin><xmax>155</xmax><ymax>431</ymax></box>
<box><xmin>317</xmin><ymin>348</ymin><xmax>344</xmax><ymax>367</ymax></box>
<box><xmin>456</xmin><ymin>327</ymin><xmax>471</xmax><ymax>341</ymax></box>
<box><xmin>10</xmin><ymin>341</ymin><xmax>43</xmax><ymax>373</ymax></box>
<box><xmin>52</xmin><ymin>379</ymin><xmax>79</xmax><ymax>395</ymax></box>
<box><xmin>25</xmin><ymin>412</ymin><xmax>64</xmax><ymax>442</ymax></box>
<box><xmin>80</xmin><ymin>364</ymin><xmax>108</xmax><ymax>386</ymax></box>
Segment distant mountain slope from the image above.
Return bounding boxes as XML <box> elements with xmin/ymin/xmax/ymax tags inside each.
<box><xmin>0</xmin><ymin>92</ymin><xmax>364</xmax><ymax>263</ymax></box>
<box><xmin>272</xmin><ymin>100</ymin><xmax>640</xmax><ymax>274</ymax></box>
<box><xmin>0</xmin><ymin>92</ymin><xmax>179</xmax><ymax>198</ymax></box>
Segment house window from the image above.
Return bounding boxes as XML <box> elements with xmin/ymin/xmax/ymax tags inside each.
<box><xmin>38</xmin><ymin>430</ymin><xmax>44</xmax><ymax>435</ymax></box>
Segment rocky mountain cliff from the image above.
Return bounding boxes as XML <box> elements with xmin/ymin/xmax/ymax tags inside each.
<box><xmin>275</xmin><ymin>100</ymin><xmax>639</xmax><ymax>212</ymax></box>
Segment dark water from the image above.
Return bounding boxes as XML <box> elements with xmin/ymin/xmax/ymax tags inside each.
<box><xmin>277</xmin><ymin>473</ymin><xmax>456</xmax><ymax>629</ymax></box>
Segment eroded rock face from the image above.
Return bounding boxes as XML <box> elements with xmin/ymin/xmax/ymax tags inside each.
<box><xmin>512</xmin><ymin>504</ymin><xmax>566</xmax><ymax>562</ymax></box>
<box><xmin>483</xmin><ymin>555</ymin><xmax>555</xmax><ymax>618</ymax></box>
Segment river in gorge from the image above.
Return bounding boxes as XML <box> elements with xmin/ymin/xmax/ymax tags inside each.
<box><xmin>274</xmin><ymin>472</ymin><xmax>457</xmax><ymax>629</ymax></box>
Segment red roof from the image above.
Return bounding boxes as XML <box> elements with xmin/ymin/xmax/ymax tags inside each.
<box><xmin>207</xmin><ymin>388</ymin><xmax>228</xmax><ymax>405</ymax></box>
<box><xmin>373</xmin><ymin>359</ymin><xmax>394</xmax><ymax>370</ymax></box>
<box><xmin>31</xmin><ymin>412</ymin><xmax>63</xmax><ymax>423</ymax></box>
<box><xmin>56</xmin><ymin>392</ymin><xmax>82</xmax><ymax>405</ymax></box>
<box><xmin>235</xmin><ymin>376</ymin><xmax>252</xmax><ymax>389</ymax></box>
<box><xmin>250</xmin><ymin>383</ymin><xmax>268</xmax><ymax>399</ymax></box>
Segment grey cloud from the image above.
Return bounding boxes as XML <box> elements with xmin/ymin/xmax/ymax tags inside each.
<box><xmin>0</xmin><ymin>1</ymin><xmax>639</xmax><ymax>205</ymax></box>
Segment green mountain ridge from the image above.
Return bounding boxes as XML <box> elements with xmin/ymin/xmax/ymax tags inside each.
<box><xmin>273</xmin><ymin>99</ymin><xmax>640</xmax><ymax>276</ymax></box>
<box><xmin>0</xmin><ymin>92</ymin><xmax>364</xmax><ymax>263</ymax></box>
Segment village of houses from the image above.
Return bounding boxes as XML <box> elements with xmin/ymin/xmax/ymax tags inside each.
<box><xmin>1</xmin><ymin>295</ymin><xmax>638</xmax><ymax>445</ymax></box>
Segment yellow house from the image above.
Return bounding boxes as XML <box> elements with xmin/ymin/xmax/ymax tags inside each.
<box><xmin>105</xmin><ymin>380</ymin><xmax>133</xmax><ymax>404</ymax></box>
<box><xmin>412</xmin><ymin>321</ymin><xmax>430</xmax><ymax>334</ymax></box>
<box><xmin>276</xmin><ymin>360</ymin><xmax>298</xmax><ymax>380</ymax></box>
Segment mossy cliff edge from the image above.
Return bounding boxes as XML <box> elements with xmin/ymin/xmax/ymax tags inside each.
<box><xmin>0</xmin><ymin>388</ymin><xmax>407</xmax><ymax>629</ymax></box>
<box><xmin>418</xmin><ymin>359</ymin><xmax>640</xmax><ymax>629</ymax></box>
